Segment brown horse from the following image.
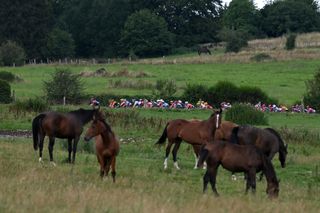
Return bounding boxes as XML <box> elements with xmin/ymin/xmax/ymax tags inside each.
<box><xmin>155</xmin><ymin>109</ymin><xmax>222</xmax><ymax>170</ymax></box>
<box><xmin>230</xmin><ymin>126</ymin><xmax>288</xmax><ymax>168</ymax></box>
<box><xmin>198</xmin><ymin>141</ymin><xmax>279</xmax><ymax>199</ymax></box>
<box><xmin>84</xmin><ymin>117</ymin><xmax>119</xmax><ymax>182</ymax></box>
<box><xmin>32</xmin><ymin>108</ymin><xmax>101</xmax><ymax>164</ymax></box>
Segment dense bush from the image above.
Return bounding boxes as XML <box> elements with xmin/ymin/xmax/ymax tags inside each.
<box><xmin>303</xmin><ymin>69</ymin><xmax>320</xmax><ymax>111</ymax></box>
<box><xmin>153</xmin><ymin>79</ymin><xmax>177</xmax><ymax>99</ymax></box>
<box><xmin>0</xmin><ymin>71</ymin><xmax>15</xmax><ymax>82</ymax></box>
<box><xmin>0</xmin><ymin>40</ymin><xmax>26</xmax><ymax>66</ymax></box>
<box><xmin>181</xmin><ymin>84</ymin><xmax>209</xmax><ymax>104</ymax></box>
<box><xmin>225</xmin><ymin>103</ymin><xmax>268</xmax><ymax>125</ymax></box>
<box><xmin>286</xmin><ymin>34</ymin><xmax>296</xmax><ymax>50</ymax></box>
<box><xmin>43</xmin><ymin>68</ymin><xmax>84</xmax><ymax>104</ymax></box>
<box><xmin>219</xmin><ymin>29</ymin><xmax>248</xmax><ymax>53</ymax></box>
<box><xmin>207</xmin><ymin>81</ymin><xmax>239</xmax><ymax>106</ymax></box>
<box><xmin>238</xmin><ymin>86</ymin><xmax>277</xmax><ymax>104</ymax></box>
<box><xmin>0</xmin><ymin>79</ymin><xmax>11</xmax><ymax>103</ymax></box>
<box><xmin>9</xmin><ymin>98</ymin><xmax>49</xmax><ymax>113</ymax></box>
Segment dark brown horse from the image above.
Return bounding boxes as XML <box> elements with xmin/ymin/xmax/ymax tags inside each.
<box><xmin>191</xmin><ymin>120</ymin><xmax>238</xmax><ymax>168</ymax></box>
<box><xmin>198</xmin><ymin>46</ymin><xmax>211</xmax><ymax>55</ymax></box>
<box><xmin>32</xmin><ymin>108</ymin><xmax>101</xmax><ymax>164</ymax></box>
<box><xmin>155</xmin><ymin>109</ymin><xmax>222</xmax><ymax>170</ymax></box>
<box><xmin>84</xmin><ymin>117</ymin><xmax>120</xmax><ymax>182</ymax></box>
<box><xmin>198</xmin><ymin>141</ymin><xmax>279</xmax><ymax>199</ymax></box>
<box><xmin>230</xmin><ymin>126</ymin><xmax>288</xmax><ymax>168</ymax></box>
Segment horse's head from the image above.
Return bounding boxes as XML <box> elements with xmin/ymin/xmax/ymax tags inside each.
<box><xmin>266</xmin><ymin>178</ymin><xmax>279</xmax><ymax>199</ymax></box>
<box><xmin>84</xmin><ymin>118</ymin><xmax>106</xmax><ymax>142</ymax></box>
<box><xmin>279</xmin><ymin>143</ymin><xmax>288</xmax><ymax>168</ymax></box>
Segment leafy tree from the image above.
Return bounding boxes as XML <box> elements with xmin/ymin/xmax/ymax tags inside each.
<box><xmin>285</xmin><ymin>33</ymin><xmax>296</xmax><ymax>50</ymax></box>
<box><xmin>43</xmin><ymin>68</ymin><xmax>84</xmax><ymax>104</ymax></box>
<box><xmin>46</xmin><ymin>28</ymin><xmax>75</xmax><ymax>59</ymax></box>
<box><xmin>0</xmin><ymin>0</ymin><xmax>54</xmax><ymax>59</ymax></box>
<box><xmin>303</xmin><ymin>69</ymin><xmax>320</xmax><ymax>111</ymax></box>
<box><xmin>260</xmin><ymin>0</ymin><xmax>320</xmax><ymax>37</ymax></box>
<box><xmin>153</xmin><ymin>79</ymin><xmax>177</xmax><ymax>99</ymax></box>
<box><xmin>0</xmin><ymin>40</ymin><xmax>26</xmax><ymax>66</ymax></box>
<box><xmin>223</xmin><ymin>0</ymin><xmax>261</xmax><ymax>37</ymax></box>
<box><xmin>0</xmin><ymin>79</ymin><xmax>11</xmax><ymax>103</ymax></box>
<box><xmin>218</xmin><ymin>28</ymin><xmax>248</xmax><ymax>52</ymax></box>
<box><xmin>120</xmin><ymin>9</ymin><xmax>173</xmax><ymax>57</ymax></box>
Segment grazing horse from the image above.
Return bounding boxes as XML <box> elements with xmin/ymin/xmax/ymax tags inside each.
<box><xmin>32</xmin><ymin>108</ymin><xmax>101</xmax><ymax>164</ymax></box>
<box><xmin>230</xmin><ymin>126</ymin><xmax>288</xmax><ymax>168</ymax></box>
<box><xmin>198</xmin><ymin>46</ymin><xmax>211</xmax><ymax>55</ymax></box>
<box><xmin>198</xmin><ymin>141</ymin><xmax>279</xmax><ymax>199</ymax></box>
<box><xmin>84</xmin><ymin>117</ymin><xmax>120</xmax><ymax>182</ymax></box>
<box><xmin>155</xmin><ymin>109</ymin><xmax>222</xmax><ymax>170</ymax></box>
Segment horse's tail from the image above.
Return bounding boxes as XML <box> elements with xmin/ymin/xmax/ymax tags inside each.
<box><xmin>32</xmin><ymin>113</ymin><xmax>46</xmax><ymax>150</ymax></box>
<box><xmin>230</xmin><ymin>126</ymin><xmax>240</xmax><ymax>144</ymax></box>
<box><xmin>197</xmin><ymin>145</ymin><xmax>209</xmax><ymax>168</ymax></box>
<box><xmin>265</xmin><ymin>127</ymin><xmax>287</xmax><ymax>168</ymax></box>
<box><xmin>155</xmin><ymin>123</ymin><xmax>169</xmax><ymax>145</ymax></box>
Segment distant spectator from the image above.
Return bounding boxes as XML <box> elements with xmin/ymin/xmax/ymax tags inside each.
<box><xmin>89</xmin><ymin>97</ymin><xmax>100</xmax><ymax>108</ymax></box>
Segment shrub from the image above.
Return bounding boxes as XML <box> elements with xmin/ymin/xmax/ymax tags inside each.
<box><xmin>0</xmin><ymin>40</ymin><xmax>26</xmax><ymax>66</ymax></box>
<box><xmin>225</xmin><ymin>103</ymin><xmax>268</xmax><ymax>125</ymax></box>
<box><xmin>0</xmin><ymin>79</ymin><xmax>11</xmax><ymax>103</ymax></box>
<box><xmin>43</xmin><ymin>68</ymin><xmax>84</xmax><ymax>104</ymax></box>
<box><xmin>10</xmin><ymin>98</ymin><xmax>49</xmax><ymax>112</ymax></box>
<box><xmin>207</xmin><ymin>81</ymin><xmax>239</xmax><ymax>106</ymax></box>
<box><xmin>219</xmin><ymin>29</ymin><xmax>248</xmax><ymax>53</ymax></box>
<box><xmin>285</xmin><ymin>34</ymin><xmax>296</xmax><ymax>50</ymax></box>
<box><xmin>153</xmin><ymin>79</ymin><xmax>177</xmax><ymax>99</ymax></box>
<box><xmin>0</xmin><ymin>71</ymin><xmax>15</xmax><ymax>82</ymax></box>
<box><xmin>303</xmin><ymin>69</ymin><xmax>320</xmax><ymax>111</ymax></box>
<box><xmin>181</xmin><ymin>84</ymin><xmax>209</xmax><ymax>103</ymax></box>
<box><xmin>238</xmin><ymin>86</ymin><xmax>277</xmax><ymax>104</ymax></box>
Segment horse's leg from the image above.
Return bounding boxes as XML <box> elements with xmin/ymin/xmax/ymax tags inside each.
<box><xmin>192</xmin><ymin>145</ymin><xmax>200</xmax><ymax>169</ymax></box>
<box><xmin>207</xmin><ymin>166</ymin><xmax>219</xmax><ymax>196</ymax></box>
<box><xmin>38</xmin><ymin>134</ymin><xmax>45</xmax><ymax>162</ymax></box>
<box><xmin>97</xmin><ymin>155</ymin><xmax>104</xmax><ymax>178</ymax></box>
<box><xmin>203</xmin><ymin>170</ymin><xmax>210</xmax><ymax>193</ymax></box>
<box><xmin>172</xmin><ymin>140</ymin><xmax>182</xmax><ymax>170</ymax></box>
<box><xmin>111</xmin><ymin>156</ymin><xmax>116</xmax><ymax>183</ymax></box>
<box><xmin>48</xmin><ymin>136</ymin><xmax>56</xmax><ymax>166</ymax></box>
<box><xmin>164</xmin><ymin>140</ymin><xmax>174</xmax><ymax>169</ymax></box>
<box><xmin>103</xmin><ymin>157</ymin><xmax>112</xmax><ymax>180</ymax></box>
<box><xmin>67</xmin><ymin>138</ymin><xmax>72</xmax><ymax>163</ymax></box>
<box><xmin>71</xmin><ymin>136</ymin><xmax>80</xmax><ymax>164</ymax></box>
<box><xmin>246</xmin><ymin>168</ymin><xmax>256</xmax><ymax>194</ymax></box>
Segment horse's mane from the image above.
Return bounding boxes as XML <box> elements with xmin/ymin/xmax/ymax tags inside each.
<box><xmin>68</xmin><ymin>108</ymin><xmax>96</xmax><ymax>124</ymax></box>
<box><xmin>264</xmin><ymin>128</ymin><xmax>287</xmax><ymax>151</ymax></box>
<box><xmin>99</xmin><ymin>119</ymin><xmax>113</xmax><ymax>135</ymax></box>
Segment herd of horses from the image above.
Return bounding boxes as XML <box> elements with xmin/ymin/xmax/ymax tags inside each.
<box><xmin>32</xmin><ymin>107</ymin><xmax>287</xmax><ymax>198</ymax></box>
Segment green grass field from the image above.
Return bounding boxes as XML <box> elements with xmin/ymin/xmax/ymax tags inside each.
<box><xmin>1</xmin><ymin>54</ymin><xmax>320</xmax><ymax>212</ymax></box>
<box><xmin>3</xmin><ymin>59</ymin><xmax>320</xmax><ymax>105</ymax></box>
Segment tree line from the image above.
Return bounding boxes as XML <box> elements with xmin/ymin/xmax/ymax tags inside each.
<box><xmin>0</xmin><ymin>0</ymin><xmax>320</xmax><ymax>64</ymax></box>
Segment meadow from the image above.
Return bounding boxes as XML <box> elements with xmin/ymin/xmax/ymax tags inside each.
<box><xmin>1</xmin><ymin>49</ymin><xmax>320</xmax><ymax>212</ymax></box>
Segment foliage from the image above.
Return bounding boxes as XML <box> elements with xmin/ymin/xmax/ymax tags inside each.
<box><xmin>260</xmin><ymin>0</ymin><xmax>320</xmax><ymax>37</ymax></box>
<box><xmin>181</xmin><ymin>84</ymin><xmax>209</xmax><ymax>104</ymax></box>
<box><xmin>303</xmin><ymin>69</ymin><xmax>320</xmax><ymax>111</ymax></box>
<box><xmin>285</xmin><ymin>33</ymin><xmax>297</xmax><ymax>50</ymax></box>
<box><xmin>238</xmin><ymin>86</ymin><xmax>277</xmax><ymax>104</ymax></box>
<box><xmin>0</xmin><ymin>0</ymin><xmax>53</xmax><ymax>58</ymax></box>
<box><xmin>223</xmin><ymin>0</ymin><xmax>261</xmax><ymax>37</ymax></box>
<box><xmin>153</xmin><ymin>79</ymin><xmax>177</xmax><ymax>99</ymax></box>
<box><xmin>0</xmin><ymin>71</ymin><xmax>15</xmax><ymax>82</ymax></box>
<box><xmin>9</xmin><ymin>98</ymin><xmax>49</xmax><ymax>113</ymax></box>
<box><xmin>218</xmin><ymin>29</ymin><xmax>248</xmax><ymax>53</ymax></box>
<box><xmin>0</xmin><ymin>79</ymin><xmax>11</xmax><ymax>103</ymax></box>
<box><xmin>225</xmin><ymin>103</ymin><xmax>268</xmax><ymax>125</ymax></box>
<box><xmin>46</xmin><ymin>28</ymin><xmax>75</xmax><ymax>59</ymax></box>
<box><xmin>120</xmin><ymin>9</ymin><xmax>173</xmax><ymax>57</ymax></box>
<box><xmin>0</xmin><ymin>41</ymin><xmax>26</xmax><ymax>66</ymax></box>
<box><xmin>207</xmin><ymin>81</ymin><xmax>239</xmax><ymax>105</ymax></box>
<box><xmin>43</xmin><ymin>68</ymin><xmax>84</xmax><ymax>104</ymax></box>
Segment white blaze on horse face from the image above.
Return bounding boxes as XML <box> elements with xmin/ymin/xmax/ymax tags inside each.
<box><xmin>216</xmin><ymin>114</ymin><xmax>220</xmax><ymax>129</ymax></box>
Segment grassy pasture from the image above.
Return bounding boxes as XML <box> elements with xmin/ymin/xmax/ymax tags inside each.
<box><xmin>2</xmin><ymin>59</ymin><xmax>320</xmax><ymax>105</ymax></box>
<box><xmin>0</xmin><ymin>134</ymin><xmax>319</xmax><ymax>213</ymax></box>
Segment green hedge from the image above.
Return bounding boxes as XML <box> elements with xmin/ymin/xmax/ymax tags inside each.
<box><xmin>0</xmin><ymin>79</ymin><xmax>11</xmax><ymax>103</ymax></box>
